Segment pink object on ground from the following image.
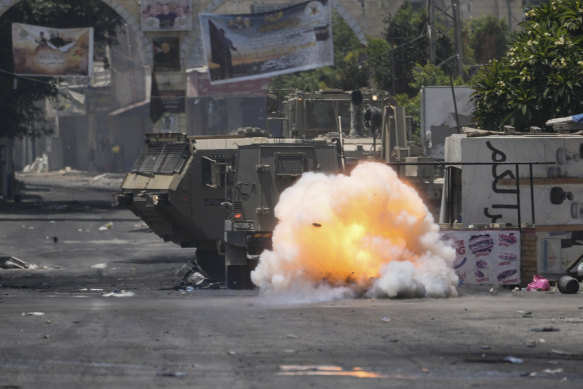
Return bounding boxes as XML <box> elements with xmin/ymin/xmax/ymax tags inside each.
<box><xmin>526</xmin><ymin>275</ymin><xmax>550</xmax><ymax>291</ymax></box>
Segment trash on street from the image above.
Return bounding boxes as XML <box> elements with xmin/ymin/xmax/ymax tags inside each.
<box><xmin>103</xmin><ymin>290</ymin><xmax>135</xmax><ymax>297</ymax></box>
<box><xmin>526</xmin><ymin>275</ymin><xmax>550</xmax><ymax>291</ymax></box>
<box><xmin>1</xmin><ymin>256</ymin><xmax>37</xmax><ymax>270</ymax></box>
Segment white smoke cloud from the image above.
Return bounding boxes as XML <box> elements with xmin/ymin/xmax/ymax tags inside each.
<box><xmin>251</xmin><ymin>161</ymin><xmax>458</xmax><ymax>300</ymax></box>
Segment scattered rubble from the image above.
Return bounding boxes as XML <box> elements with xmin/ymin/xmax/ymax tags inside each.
<box><xmin>98</xmin><ymin>222</ymin><xmax>114</xmax><ymax>231</ymax></box>
<box><xmin>174</xmin><ymin>261</ymin><xmax>223</xmax><ymax>290</ymax></box>
<box><xmin>530</xmin><ymin>326</ymin><xmax>560</xmax><ymax>332</ymax></box>
<box><xmin>0</xmin><ymin>256</ymin><xmax>37</xmax><ymax>270</ymax></box>
<box><xmin>103</xmin><ymin>290</ymin><xmax>135</xmax><ymax>297</ymax></box>
<box><xmin>503</xmin><ymin>356</ymin><xmax>523</xmax><ymax>364</ymax></box>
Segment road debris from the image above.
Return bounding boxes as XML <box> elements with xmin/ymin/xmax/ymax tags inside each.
<box><xmin>22</xmin><ymin>312</ymin><xmax>45</xmax><ymax>316</ymax></box>
<box><xmin>156</xmin><ymin>370</ymin><xmax>187</xmax><ymax>378</ymax></box>
<box><xmin>103</xmin><ymin>290</ymin><xmax>135</xmax><ymax>297</ymax></box>
<box><xmin>551</xmin><ymin>349</ymin><xmax>577</xmax><ymax>356</ymax></box>
<box><xmin>530</xmin><ymin>326</ymin><xmax>560</xmax><ymax>332</ymax></box>
<box><xmin>543</xmin><ymin>368</ymin><xmax>564</xmax><ymax>374</ymax></box>
<box><xmin>503</xmin><ymin>356</ymin><xmax>523</xmax><ymax>364</ymax></box>
<box><xmin>99</xmin><ymin>222</ymin><xmax>113</xmax><ymax>231</ymax></box>
<box><xmin>557</xmin><ymin>275</ymin><xmax>579</xmax><ymax>294</ymax></box>
<box><xmin>1</xmin><ymin>256</ymin><xmax>36</xmax><ymax>270</ymax></box>
<box><xmin>527</xmin><ymin>275</ymin><xmax>550</xmax><ymax>291</ymax></box>
<box><xmin>175</xmin><ymin>261</ymin><xmax>222</xmax><ymax>290</ymax></box>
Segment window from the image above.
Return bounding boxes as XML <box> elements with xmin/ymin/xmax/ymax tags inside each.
<box><xmin>132</xmin><ymin>142</ymin><xmax>190</xmax><ymax>175</ymax></box>
<box><xmin>275</xmin><ymin>153</ymin><xmax>305</xmax><ymax>176</ymax></box>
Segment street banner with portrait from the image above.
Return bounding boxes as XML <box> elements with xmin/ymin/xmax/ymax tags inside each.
<box><xmin>153</xmin><ymin>37</ymin><xmax>180</xmax><ymax>71</ymax></box>
<box><xmin>199</xmin><ymin>0</ymin><xmax>333</xmax><ymax>84</ymax></box>
<box><xmin>141</xmin><ymin>0</ymin><xmax>192</xmax><ymax>31</ymax></box>
<box><xmin>12</xmin><ymin>23</ymin><xmax>94</xmax><ymax>77</ymax></box>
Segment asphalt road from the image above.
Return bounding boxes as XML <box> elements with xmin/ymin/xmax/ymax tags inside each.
<box><xmin>1</xmin><ymin>170</ymin><xmax>583</xmax><ymax>388</ymax></box>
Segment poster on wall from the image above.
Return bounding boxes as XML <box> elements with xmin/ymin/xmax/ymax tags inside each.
<box><xmin>459</xmin><ymin>137</ymin><xmax>583</xmax><ymax>226</ymax></box>
<box><xmin>442</xmin><ymin>229</ymin><xmax>521</xmax><ymax>285</ymax></box>
<box><xmin>199</xmin><ymin>0</ymin><xmax>333</xmax><ymax>84</ymax></box>
<box><xmin>153</xmin><ymin>37</ymin><xmax>180</xmax><ymax>71</ymax></box>
<box><xmin>12</xmin><ymin>23</ymin><xmax>94</xmax><ymax>77</ymax></box>
<box><xmin>141</xmin><ymin>0</ymin><xmax>192</xmax><ymax>31</ymax></box>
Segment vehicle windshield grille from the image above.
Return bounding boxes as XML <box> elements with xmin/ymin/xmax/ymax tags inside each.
<box><xmin>132</xmin><ymin>142</ymin><xmax>190</xmax><ymax>175</ymax></box>
<box><xmin>276</xmin><ymin>154</ymin><xmax>305</xmax><ymax>176</ymax></box>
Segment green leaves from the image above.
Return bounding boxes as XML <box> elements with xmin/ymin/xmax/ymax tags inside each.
<box><xmin>472</xmin><ymin>0</ymin><xmax>583</xmax><ymax>131</ymax></box>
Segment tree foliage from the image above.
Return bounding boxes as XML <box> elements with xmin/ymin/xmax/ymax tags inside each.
<box><xmin>472</xmin><ymin>0</ymin><xmax>583</xmax><ymax>131</ymax></box>
<box><xmin>382</xmin><ymin>0</ymin><xmax>456</xmax><ymax>96</ymax></box>
<box><xmin>467</xmin><ymin>15</ymin><xmax>509</xmax><ymax>64</ymax></box>
<box><xmin>0</xmin><ymin>0</ymin><xmax>123</xmax><ymax>139</ymax></box>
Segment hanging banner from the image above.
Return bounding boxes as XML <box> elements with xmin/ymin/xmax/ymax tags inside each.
<box><xmin>12</xmin><ymin>23</ymin><xmax>94</xmax><ymax>77</ymax></box>
<box><xmin>141</xmin><ymin>0</ymin><xmax>192</xmax><ymax>31</ymax></box>
<box><xmin>441</xmin><ymin>229</ymin><xmax>521</xmax><ymax>285</ymax></box>
<box><xmin>199</xmin><ymin>0</ymin><xmax>333</xmax><ymax>84</ymax></box>
<box><xmin>153</xmin><ymin>37</ymin><xmax>181</xmax><ymax>71</ymax></box>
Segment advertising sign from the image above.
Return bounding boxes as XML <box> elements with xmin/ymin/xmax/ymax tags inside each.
<box><xmin>12</xmin><ymin>23</ymin><xmax>94</xmax><ymax>77</ymax></box>
<box><xmin>442</xmin><ymin>229</ymin><xmax>521</xmax><ymax>285</ymax></box>
<box><xmin>141</xmin><ymin>0</ymin><xmax>192</xmax><ymax>31</ymax></box>
<box><xmin>199</xmin><ymin>0</ymin><xmax>333</xmax><ymax>84</ymax></box>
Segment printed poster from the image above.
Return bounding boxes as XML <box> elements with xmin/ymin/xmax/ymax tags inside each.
<box><xmin>199</xmin><ymin>0</ymin><xmax>333</xmax><ymax>84</ymax></box>
<box><xmin>12</xmin><ymin>23</ymin><xmax>94</xmax><ymax>77</ymax></box>
<box><xmin>441</xmin><ymin>229</ymin><xmax>521</xmax><ymax>285</ymax></box>
<box><xmin>153</xmin><ymin>37</ymin><xmax>180</xmax><ymax>71</ymax></box>
<box><xmin>141</xmin><ymin>0</ymin><xmax>192</xmax><ymax>31</ymax></box>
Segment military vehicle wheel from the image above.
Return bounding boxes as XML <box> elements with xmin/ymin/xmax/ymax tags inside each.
<box><xmin>226</xmin><ymin>265</ymin><xmax>253</xmax><ymax>289</ymax></box>
<box><xmin>225</xmin><ymin>244</ymin><xmax>254</xmax><ymax>289</ymax></box>
<box><xmin>195</xmin><ymin>250</ymin><xmax>225</xmax><ymax>282</ymax></box>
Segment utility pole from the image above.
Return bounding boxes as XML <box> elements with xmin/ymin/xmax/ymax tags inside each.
<box><xmin>427</xmin><ymin>0</ymin><xmax>463</xmax><ymax>79</ymax></box>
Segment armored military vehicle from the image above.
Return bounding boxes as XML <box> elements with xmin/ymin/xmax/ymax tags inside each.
<box><xmin>117</xmin><ymin>89</ymin><xmax>394</xmax><ymax>288</ymax></box>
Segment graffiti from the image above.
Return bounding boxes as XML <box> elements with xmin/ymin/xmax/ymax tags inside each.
<box><xmin>483</xmin><ymin>141</ymin><xmax>518</xmax><ymax>222</ymax></box>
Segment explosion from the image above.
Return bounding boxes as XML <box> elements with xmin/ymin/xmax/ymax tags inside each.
<box><xmin>250</xmin><ymin>162</ymin><xmax>459</xmax><ymax>299</ymax></box>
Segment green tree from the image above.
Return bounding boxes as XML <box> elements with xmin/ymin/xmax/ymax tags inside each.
<box><xmin>471</xmin><ymin>0</ymin><xmax>583</xmax><ymax>131</ymax></box>
<box><xmin>270</xmin><ymin>11</ymin><xmax>368</xmax><ymax>91</ymax></box>
<box><xmin>382</xmin><ymin>0</ymin><xmax>455</xmax><ymax>96</ymax></box>
<box><xmin>365</xmin><ymin>37</ymin><xmax>392</xmax><ymax>91</ymax></box>
<box><xmin>467</xmin><ymin>15</ymin><xmax>509</xmax><ymax>64</ymax></box>
<box><xmin>0</xmin><ymin>0</ymin><xmax>122</xmax><ymax>139</ymax></box>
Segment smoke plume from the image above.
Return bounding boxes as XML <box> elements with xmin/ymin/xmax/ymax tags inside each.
<box><xmin>250</xmin><ymin>162</ymin><xmax>459</xmax><ymax>299</ymax></box>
